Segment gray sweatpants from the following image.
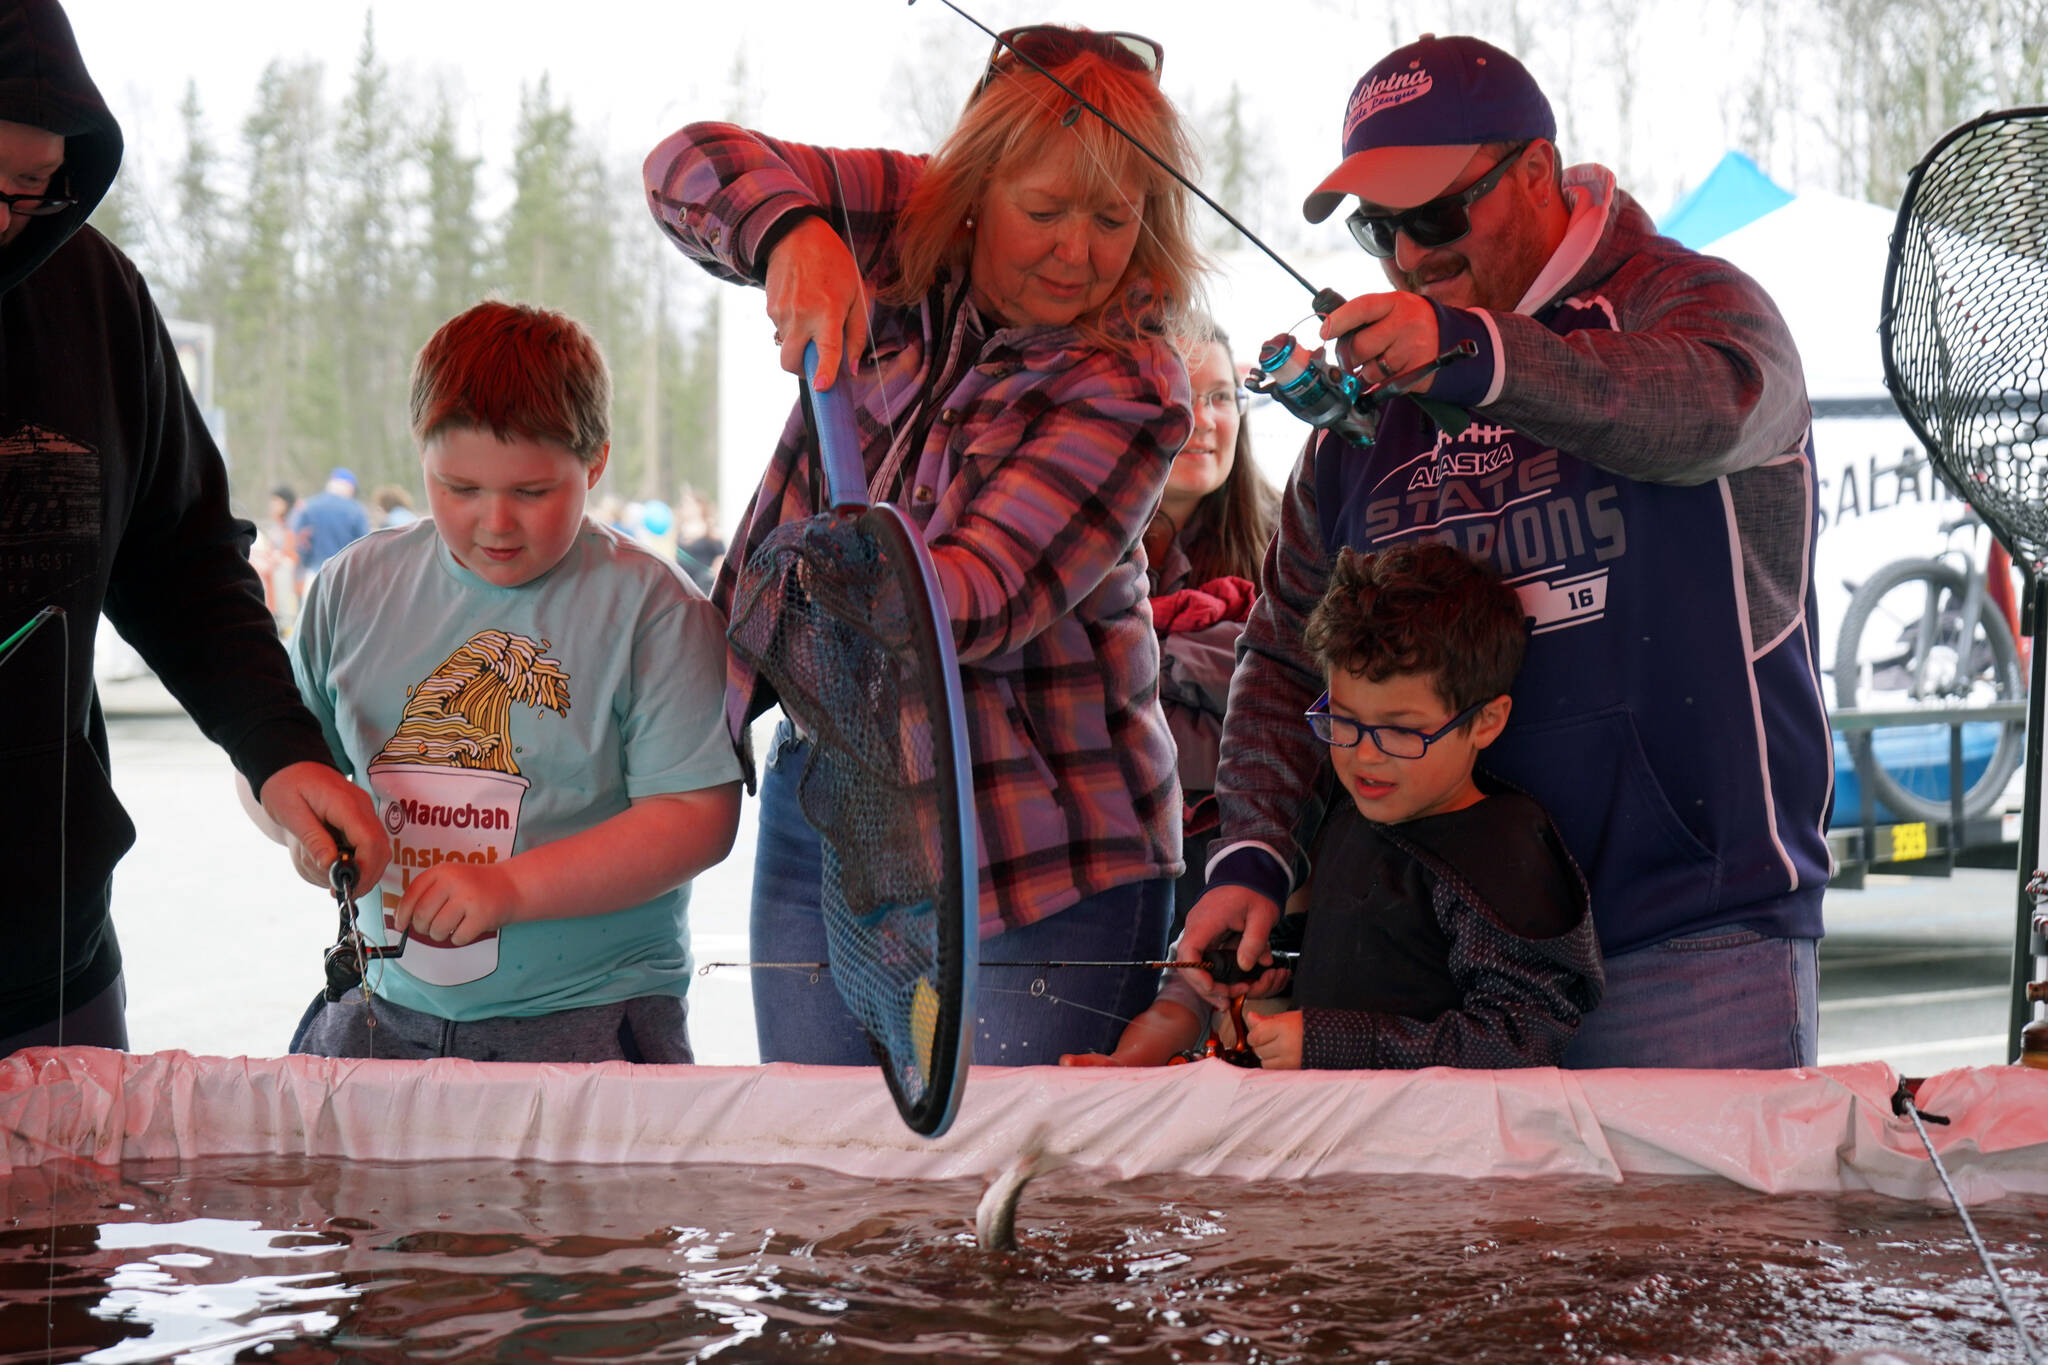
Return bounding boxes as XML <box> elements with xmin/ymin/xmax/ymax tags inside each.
<box><xmin>293</xmin><ymin>989</ymin><xmax>693</xmax><ymax>1064</ymax></box>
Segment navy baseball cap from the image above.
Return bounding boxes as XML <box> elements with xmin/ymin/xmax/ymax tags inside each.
<box><xmin>1303</xmin><ymin>34</ymin><xmax>1555</xmax><ymax>222</ymax></box>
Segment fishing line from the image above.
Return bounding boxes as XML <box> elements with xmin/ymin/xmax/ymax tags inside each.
<box><xmin>974</xmin><ymin>981</ymin><xmax>1134</xmax><ymax>1028</ymax></box>
<box><xmin>820</xmin><ymin>155</ymin><xmax>905</xmax><ymax>482</ymax></box>
<box><xmin>742</xmin><ymin>17</ymin><xmax>1344</xmax><ymax>1072</ymax></box>
<box><xmin>699</xmin><ymin>953</ymin><xmax>1299</xmax><ymax>975</ymax></box>
<box><xmin>912</xmin><ymin>0</ymin><xmax>1339</xmax><ymax>314</ymax></box>
<box><xmin>958</xmin><ymin>12</ymin><xmax>1232</xmax><ymax>354</ymax></box>
<box><xmin>945</xmin><ymin>37</ymin><xmax>1180</xmax><ymax>355</ymax></box>
<box><xmin>698</xmin><ymin>964</ymin><xmax>1207</xmax><ymax>1037</ymax></box>
<box><xmin>321</xmin><ymin>846</ymin><xmax>400</xmax><ymax>1057</ymax></box>
<box><xmin>1</xmin><ymin>605</ymin><xmax>69</xmax><ymax>1357</ymax></box>
<box><xmin>913</xmin><ymin>2</ymin><xmax>1477</xmax><ymax>445</ymax></box>
<box><xmin>699</xmin><ymin>948</ymin><xmax>1299</xmax><ymax>1041</ymax></box>
<box><xmin>1893</xmin><ymin>1082</ymin><xmax>2044</xmax><ymax>1364</ymax></box>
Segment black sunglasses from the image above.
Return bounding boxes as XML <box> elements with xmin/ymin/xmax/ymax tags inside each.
<box><xmin>1345</xmin><ymin>141</ymin><xmax>1531</xmax><ymax>258</ymax></box>
<box><xmin>0</xmin><ymin>175</ymin><xmax>74</xmax><ymax>219</ymax></box>
<box><xmin>973</xmin><ymin>25</ymin><xmax>1164</xmax><ymax>101</ymax></box>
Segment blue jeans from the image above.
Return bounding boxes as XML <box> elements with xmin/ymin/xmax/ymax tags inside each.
<box><xmin>752</xmin><ymin>727</ymin><xmax>1171</xmax><ymax>1065</ymax></box>
<box><xmin>1563</xmin><ymin>924</ymin><xmax>1819</xmax><ymax>1069</ymax></box>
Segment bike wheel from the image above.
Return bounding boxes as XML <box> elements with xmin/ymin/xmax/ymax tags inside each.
<box><xmin>1833</xmin><ymin>557</ymin><xmax>2024</xmax><ymax>823</ymax></box>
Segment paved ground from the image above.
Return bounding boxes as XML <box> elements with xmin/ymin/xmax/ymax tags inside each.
<box><xmin>90</xmin><ymin>683</ymin><xmax>2039</xmax><ymax>1071</ymax></box>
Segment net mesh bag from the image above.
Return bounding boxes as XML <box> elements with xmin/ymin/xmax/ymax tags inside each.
<box><xmin>727</xmin><ymin>508</ymin><xmax>969</xmax><ymax>1132</ymax></box>
<box><xmin>1885</xmin><ymin>107</ymin><xmax>2048</xmax><ymax>573</ymax></box>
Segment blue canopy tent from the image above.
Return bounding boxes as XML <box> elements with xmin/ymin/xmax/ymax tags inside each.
<box><xmin>1659</xmin><ymin>150</ymin><xmax>1796</xmax><ymax>248</ymax></box>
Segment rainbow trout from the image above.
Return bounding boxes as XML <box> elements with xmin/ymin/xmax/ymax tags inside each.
<box><xmin>974</xmin><ymin>1124</ymin><xmax>1067</xmax><ymax>1252</ymax></box>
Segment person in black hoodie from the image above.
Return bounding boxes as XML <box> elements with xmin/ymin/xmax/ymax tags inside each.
<box><xmin>0</xmin><ymin>0</ymin><xmax>390</xmax><ymax>1054</ymax></box>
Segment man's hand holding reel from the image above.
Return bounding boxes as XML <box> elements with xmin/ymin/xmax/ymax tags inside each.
<box><xmin>1181</xmin><ymin>37</ymin><xmax>1567</xmax><ymax>999</ymax></box>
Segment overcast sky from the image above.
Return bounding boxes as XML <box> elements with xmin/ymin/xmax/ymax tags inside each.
<box><xmin>62</xmin><ymin>0</ymin><xmax>1766</xmax><ymax>244</ymax></box>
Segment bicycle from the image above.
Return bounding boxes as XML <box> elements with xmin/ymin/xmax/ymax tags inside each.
<box><xmin>1832</xmin><ymin>502</ymin><xmax>2026</xmax><ymax>823</ymax></box>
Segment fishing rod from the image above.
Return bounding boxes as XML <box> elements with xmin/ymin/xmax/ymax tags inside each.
<box><xmin>0</xmin><ymin>605</ymin><xmax>60</xmax><ymax>671</ymax></box>
<box><xmin>701</xmin><ymin>945</ymin><xmax>1297</xmax><ymax>1066</ymax></box>
<box><xmin>911</xmin><ymin>0</ymin><xmax>1474</xmax><ymax>444</ymax></box>
<box><xmin>700</xmin><ymin>949</ymin><xmax>1300</xmax><ymax>986</ymax></box>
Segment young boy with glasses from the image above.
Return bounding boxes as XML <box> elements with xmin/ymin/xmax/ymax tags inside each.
<box><xmin>1063</xmin><ymin>542</ymin><xmax>1601</xmax><ymax>1070</ymax></box>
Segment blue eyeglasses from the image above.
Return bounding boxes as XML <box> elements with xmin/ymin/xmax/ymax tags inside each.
<box><xmin>1303</xmin><ymin>692</ymin><xmax>1487</xmax><ymax>758</ymax></box>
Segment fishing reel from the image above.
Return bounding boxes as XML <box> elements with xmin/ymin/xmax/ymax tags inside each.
<box><xmin>1202</xmin><ymin>943</ymin><xmax>1301</xmax><ymax>986</ymax></box>
<box><xmin>1248</xmin><ymin>335</ymin><xmax>1483</xmax><ymax>447</ymax></box>
<box><xmin>322</xmin><ymin>845</ymin><xmax>402</xmax><ymax>1002</ymax></box>
<box><xmin>323</xmin><ymin>848</ymin><xmax>366</xmax><ymax>1001</ymax></box>
<box><xmin>1170</xmin><ymin>940</ymin><xmax>1303</xmax><ymax>1068</ymax></box>
<box><xmin>1248</xmin><ymin>334</ymin><xmax>1376</xmax><ymax>446</ymax></box>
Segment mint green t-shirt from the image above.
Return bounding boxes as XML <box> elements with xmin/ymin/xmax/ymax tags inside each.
<box><xmin>290</xmin><ymin>519</ymin><xmax>742</xmax><ymax>1020</ymax></box>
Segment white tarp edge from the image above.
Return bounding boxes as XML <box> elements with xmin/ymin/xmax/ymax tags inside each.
<box><xmin>4</xmin><ymin>1048</ymin><xmax>2046</xmax><ymax>1201</ymax></box>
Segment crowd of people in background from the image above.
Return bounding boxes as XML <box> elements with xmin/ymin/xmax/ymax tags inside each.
<box><xmin>250</xmin><ymin>473</ymin><xmax>725</xmax><ymax>634</ymax></box>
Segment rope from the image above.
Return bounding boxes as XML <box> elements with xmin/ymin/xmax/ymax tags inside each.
<box><xmin>1893</xmin><ymin>1081</ymin><xmax>2043</xmax><ymax>1364</ymax></box>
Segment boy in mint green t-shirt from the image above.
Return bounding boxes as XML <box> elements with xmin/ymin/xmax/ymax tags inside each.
<box><xmin>267</xmin><ymin>301</ymin><xmax>743</xmax><ymax>1063</ymax></box>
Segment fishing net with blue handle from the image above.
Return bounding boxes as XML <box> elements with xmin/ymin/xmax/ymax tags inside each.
<box><xmin>725</xmin><ymin>355</ymin><xmax>976</xmax><ymax>1137</ymax></box>
<box><xmin>1884</xmin><ymin>107</ymin><xmax>2048</xmax><ymax>573</ymax></box>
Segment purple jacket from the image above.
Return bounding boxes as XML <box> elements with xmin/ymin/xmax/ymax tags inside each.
<box><xmin>645</xmin><ymin>122</ymin><xmax>1193</xmax><ymax>934</ymax></box>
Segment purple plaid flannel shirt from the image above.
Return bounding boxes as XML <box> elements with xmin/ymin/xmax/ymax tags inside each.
<box><xmin>645</xmin><ymin>122</ymin><xmax>1194</xmax><ymax>934</ymax></box>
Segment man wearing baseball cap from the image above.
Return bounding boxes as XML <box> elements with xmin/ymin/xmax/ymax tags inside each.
<box><xmin>1185</xmin><ymin>36</ymin><xmax>1829</xmax><ymax>1070</ymax></box>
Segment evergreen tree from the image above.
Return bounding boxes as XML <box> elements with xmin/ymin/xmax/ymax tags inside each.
<box><xmin>414</xmin><ymin>88</ymin><xmax>487</xmax><ymax>340</ymax></box>
<box><xmin>168</xmin><ymin>81</ymin><xmax>230</xmax><ymax>316</ymax></box>
<box><xmin>327</xmin><ymin>13</ymin><xmax>410</xmax><ymax>493</ymax></box>
<box><xmin>86</xmin><ymin>159</ymin><xmax>145</xmax><ymax>261</ymax></box>
<box><xmin>135</xmin><ymin>31</ymin><xmax>808</xmax><ymax>517</ymax></box>
<box><xmin>666</xmin><ymin>293</ymin><xmax>719</xmax><ymax>502</ymax></box>
<box><xmin>499</xmin><ymin>84</ymin><xmax>640</xmax><ymax>489</ymax></box>
<box><xmin>1205</xmin><ymin>83</ymin><xmax>1259</xmax><ymax>254</ymax></box>
<box><xmin>221</xmin><ymin>58</ymin><xmax>329</xmax><ymax>501</ymax></box>
<box><xmin>500</xmin><ymin>76</ymin><xmax>584</xmax><ymax>304</ymax></box>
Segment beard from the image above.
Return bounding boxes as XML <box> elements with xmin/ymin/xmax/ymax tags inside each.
<box><xmin>1389</xmin><ymin>182</ymin><xmax>1558</xmax><ymax>313</ymax></box>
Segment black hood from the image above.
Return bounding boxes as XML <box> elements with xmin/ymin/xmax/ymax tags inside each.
<box><xmin>0</xmin><ymin>0</ymin><xmax>121</xmax><ymax>295</ymax></box>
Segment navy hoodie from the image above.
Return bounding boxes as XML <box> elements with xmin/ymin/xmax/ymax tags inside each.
<box><xmin>1213</xmin><ymin>168</ymin><xmax>1831</xmax><ymax>958</ymax></box>
<box><xmin>0</xmin><ymin>0</ymin><xmax>334</xmax><ymax>1036</ymax></box>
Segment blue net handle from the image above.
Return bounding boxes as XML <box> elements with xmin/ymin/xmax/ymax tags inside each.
<box><xmin>796</xmin><ymin>340</ymin><xmax>981</xmax><ymax>1136</ymax></box>
<box><xmin>804</xmin><ymin>342</ymin><xmax>870</xmax><ymax>513</ymax></box>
